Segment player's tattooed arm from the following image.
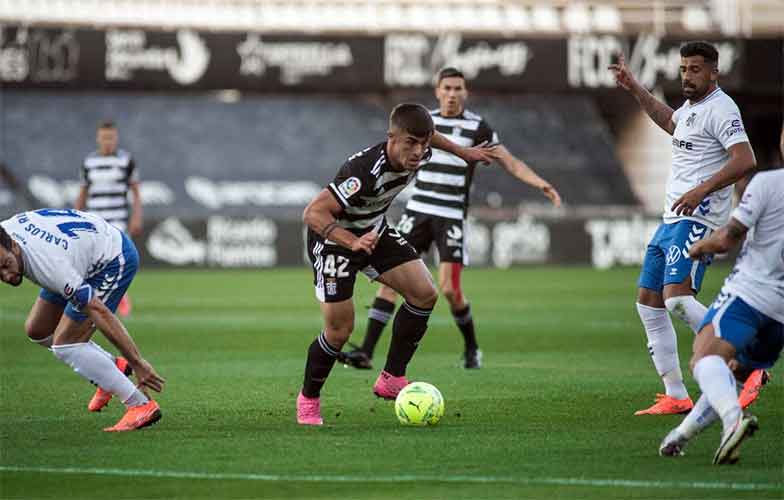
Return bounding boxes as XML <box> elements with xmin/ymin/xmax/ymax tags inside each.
<box><xmin>688</xmin><ymin>218</ymin><xmax>748</xmax><ymax>259</ymax></box>
<box><xmin>608</xmin><ymin>52</ymin><xmax>675</xmax><ymax>135</ymax></box>
<box><xmin>304</xmin><ymin>189</ymin><xmax>378</xmax><ymax>253</ymax></box>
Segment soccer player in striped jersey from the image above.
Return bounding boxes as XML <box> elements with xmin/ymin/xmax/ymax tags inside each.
<box><xmin>297</xmin><ymin>103</ymin><xmax>494</xmax><ymax>425</ymax></box>
<box><xmin>610</xmin><ymin>42</ymin><xmax>761</xmax><ymax>416</ymax></box>
<box><xmin>343</xmin><ymin>67</ymin><xmax>561</xmax><ymax>370</ymax></box>
<box><xmin>0</xmin><ymin>209</ymin><xmax>164</xmax><ymax>431</ymax></box>
<box><xmin>75</xmin><ymin>121</ymin><xmax>142</xmax><ymax>317</ymax></box>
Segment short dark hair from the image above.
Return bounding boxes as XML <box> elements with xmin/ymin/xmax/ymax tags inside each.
<box><xmin>389</xmin><ymin>103</ymin><xmax>434</xmax><ymax>138</ymax></box>
<box><xmin>0</xmin><ymin>225</ymin><xmax>13</xmax><ymax>251</ymax></box>
<box><xmin>97</xmin><ymin>120</ymin><xmax>116</xmax><ymax>130</ymax></box>
<box><xmin>680</xmin><ymin>41</ymin><xmax>719</xmax><ymax>65</ymax></box>
<box><xmin>437</xmin><ymin>67</ymin><xmax>465</xmax><ymax>84</ymax></box>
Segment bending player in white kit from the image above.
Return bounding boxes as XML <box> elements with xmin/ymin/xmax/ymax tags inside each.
<box><xmin>609</xmin><ymin>41</ymin><xmax>761</xmax><ymax>415</ymax></box>
<box><xmin>0</xmin><ymin>209</ymin><xmax>164</xmax><ymax>432</ymax></box>
<box><xmin>659</xmin><ymin>168</ymin><xmax>784</xmax><ymax>464</ymax></box>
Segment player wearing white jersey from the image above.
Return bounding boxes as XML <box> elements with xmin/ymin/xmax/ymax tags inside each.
<box><xmin>659</xmin><ymin>169</ymin><xmax>784</xmax><ymax>464</ymax></box>
<box><xmin>609</xmin><ymin>41</ymin><xmax>758</xmax><ymax>415</ymax></box>
<box><xmin>0</xmin><ymin>209</ymin><xmax>164</xmax><ymax>432</ymax></box>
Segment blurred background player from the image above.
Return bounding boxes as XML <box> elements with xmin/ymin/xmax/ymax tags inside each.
<box><xmin>0</xmin><ymin>208</ymin><xmax>164</xmax><ymax>431</ymax></box>
<box><xmin>75</xmin><ymin>121</ymin><xmax>143</xmax><ymax>317</ymax></box>
<box><xmin>659</xmin><ymin>167</ymin><xmax>783</xmax><ymax>464</ymax></box>
<box><xmin>342</xmin><ymin>67</ymin><xmax>561</xmax><ymax>370</ymax></box>
<box><xmin>609</xmin><ymin>41</ymin><xmax>759</xmax><ymax>415</ymax></box>
<box><xmin>297</xmin><ymin>104</ymin><xmax>493</xmax><ymax>425</ymax></box>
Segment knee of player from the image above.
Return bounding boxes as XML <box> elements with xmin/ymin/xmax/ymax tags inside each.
<box><xmin>417</xmin><ymin>285</ymin><xmax>439</xmax><ymax>308</ymax></box>
<box><xmin>24</xmin><ymin>319</ymin><xmax>53</xmax><ymax>345</ymax></box>
<box><xmin>664</xmin><ymin>296</ymin><xmax>686</xmax><ymax>316</ymax></box>
<box><xmin>324</xmin><ymin>322</ymin><xmax>354</xmax><ymax>344</ymax></box>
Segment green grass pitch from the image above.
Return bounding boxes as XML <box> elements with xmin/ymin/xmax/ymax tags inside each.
<box><xmin>1</xmin><ymin>266</ymin><xmax>781</xmax><ymax>499</ymax></box>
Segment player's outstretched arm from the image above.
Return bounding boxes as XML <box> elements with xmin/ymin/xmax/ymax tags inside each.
<box><xmin>84</xmin><ymin>295</ymin><xmax>165</xmax><ymax>392</ymax></box>
<box><xmin>689</xmin><ymin>218</ymin><xmax>748</xmax><ymax>259</ymax></box>
<box><xmin>671</xmin><ymin>142</ymin><xmax>756</xmax><ymax>216</ymax></box>
<box><xmin>74</xmin><ymin>186</ymin><xmax>88</xmax><ymax>210</ymax></box>
<box><xmin>431</xmin><ymin>133</ymin><xmax>497</xmax><ymax>164</ymax></box>
<box><xmin>608</xmin><ymin>52</ymin><xmax>675</xmax><ymax>135</ymax></box>
<box><xmin>128</xmin><ymin>181</ymin><xmax>143</xmax><ymax>237</ymax></box>
<box><xmin>303</xmin><ymin>189</ymin><xmax>378</xmax><ymax>254</ymax></box>
<box><xmin>493</xmin><ymin>145</ymin><xmax>562</xmax><ymax>207</ymax></box>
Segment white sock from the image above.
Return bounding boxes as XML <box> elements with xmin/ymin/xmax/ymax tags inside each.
<box><xmin>693</xmin><ymin>355</ymin><xmax>741</xmax><ymax>435</ymax></box>
<box><xmin>675</xmin><ymin>394</ymin><xmax>719</xmax><ymax>439</ymax></box>
<box><xmin>665</xmin><ymin>295</ymin><xmax>708</xmax><ymax>334</ymax></box>
<box><xmin>88</xmin><ymin>340</ymin><xmax>117</xmax><ymax>363</ymax></box>
<box><xmin>637</xmin><ymin>303</ymin><xmax>689</xmax><ymax>399</ymax></box>
<box><xmin>51</xmin><ymin>342</ymin><xmax>144</xmax><ymax>406</ymax></box>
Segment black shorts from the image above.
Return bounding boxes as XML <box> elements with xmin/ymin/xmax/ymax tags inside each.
<box><xmin>307</xmin><ymin>227</ymin><xmax>420</xmax><ymax>303</ymax></box>
<box><xmin>395</xmin><ymin>210</ymin><xmax>467</xmax><ymax>265</ymax></box>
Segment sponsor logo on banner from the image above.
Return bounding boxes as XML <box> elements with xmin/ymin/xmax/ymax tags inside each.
<box><xmin>185</xmin><ymin>177</ymin><xmax>321</xmax><ymax>210</ymax></box>
<box><xmin>0</xmin><ymin>26</ymin><xmax>79</xmax><ymax>82</ymax></box>
<box><xmin>146</xmin><ymin>216</ymin><xmax>277</xmax><ymax>267</ymax></box>
<box><xmin>492</xmin><ymin>215</ymin><xmax>550</xmax><ymax>267</ymax></box>
<box><xmin>28</xmin><ymin>176</ymin><xmax>174</xmax><ymax>207</ymax></box>
<box><xmin>384</xmin><ymin>34</ymin><xmax>531</xmax><ymax>86</ymax></box>
<box><xmin>568</xmin><ymin>34</ymin><xmax>738</xmax><ymax>89</ymax></box>
<box><xmin>236</xmin><ymin>34</ymin><xmax>353</xmax><ymax>85</ymax></box>
<box><xmin>584</xmin><ymin>215</ymin><xmax>659</xmax><ymax>269</ymax></box>
<box><xmin>105</xmin><ymin>29</ymin><xmax>210</xmax><ymax>84</ymax></box>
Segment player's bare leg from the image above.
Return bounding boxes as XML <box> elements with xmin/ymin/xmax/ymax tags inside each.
<box><xmin>438</xmin><ymin>262</ymin><xmax>480</xmax><ymax>368</ymax></box>
<box><xmin>51</xmin><ymin>314</ymin><xmax>159</xmax><ymax>431</ymax></box>
<box><xmin>635</xmin><ymin>281</ymin><xmax>695</xmax><ymax>415</ymax></box>
<box><xmin>372</xmin><ymin>260</ymin><xmax>437</xmax><ymax>399</ymax></box>
<box><xmin>298</xmin><ymin>299</ymin><xmax>354</xmax><ymax>425</ymax></box>
<box><xmin>24</xmin><ymin>297</ymin><xmax>64</xmax><ymax>348</ymax></box>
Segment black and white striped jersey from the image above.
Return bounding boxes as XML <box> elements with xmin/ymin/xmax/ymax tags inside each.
<box><xmin>325</xmin><ymin>142</ymin><xmax>432</xmax><ymax>237</ymax></box>
<box><xmin>80</xmin><ymin>149</ymin><xmax>138</xmax><ymax>232</ymax></box>
<box><xmin>406</xmin><ymin>109</ymin><xmax>499</xmax><ymax>221</ymax></box>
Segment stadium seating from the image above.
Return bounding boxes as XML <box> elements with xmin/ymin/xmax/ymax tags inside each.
<box><xmin>2</xmin><ymin>90</ymin><xmax>637</xmax><ymax>218</ymax></box>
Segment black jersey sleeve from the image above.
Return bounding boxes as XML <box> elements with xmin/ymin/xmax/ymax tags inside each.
<box><xmin>475</xmin><ymin>119</ymin><xmax>501</xmax><ymax>147</ymax></box>
<box><xmin>326</xmin><ymin>148</ymin><xmax>377</xmax><ymax>209</ymax></box>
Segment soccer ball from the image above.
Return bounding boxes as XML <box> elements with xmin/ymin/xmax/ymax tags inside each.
<box><xmin>394</xmin><ymin>382</ymin><xmax>445</xmax><ymax>426</ymax></box>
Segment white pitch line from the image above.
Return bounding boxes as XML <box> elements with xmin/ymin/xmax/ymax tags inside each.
<box><xmin>0</xmin><ymin>466</ymin><xmax>781</xmax><ymax>491</ymax></box>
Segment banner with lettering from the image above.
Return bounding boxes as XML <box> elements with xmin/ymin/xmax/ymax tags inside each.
<box><xmin>2</xmin><ymin>24</ymin><xmax>780</xmax><ymax>93</ymax></box>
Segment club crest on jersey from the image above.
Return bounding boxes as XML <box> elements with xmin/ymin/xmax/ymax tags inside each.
<box><xmin>338</xmin><ymin>177</ymin><xmax>362</xmax><ymax>199</ymax></box>
<box><xmin>685</xmin><ymin>112</ymin><xmax>697</xmax><ymax>127</ymax></box>
<box><xmin>666</xmin><ymin>245</ymin><xmax>681</xmax><ymax>266</ymax></box>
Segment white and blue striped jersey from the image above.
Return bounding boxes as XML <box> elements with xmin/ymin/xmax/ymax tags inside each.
<box><xmin>1</xmin><ymin>209</ymin><xmax>123</xmax><ymax>304</ymax></box>
<box><xmin>664</xmin><ymin>87</ymin><xmax>749</xmax><ymax>229</ymax></box>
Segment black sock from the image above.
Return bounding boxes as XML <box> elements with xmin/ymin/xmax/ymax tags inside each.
<box><xmin>302</xmin><ymin>331</ymin><xmax>339</xmax><ymax>398</ymax></box>
<box><xmin>452</xmin><ymin>304</ymin><xmax>478</xmax><ymax>352</ymax></box>
<box><xmin>361</xmin><ymin>297</ymin><xmax>396</xmax><ymax>358</ymax></box>
<box><xmin>384</xmin><ymin>301</ymin><xmax>433</xmax><ymax>377</ymax></box>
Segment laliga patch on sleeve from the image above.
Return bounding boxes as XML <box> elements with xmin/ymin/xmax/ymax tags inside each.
<box><xmin>337</xmin><ymin>177</ymin><xmax>362</xmax><ymax>199</ymax></box>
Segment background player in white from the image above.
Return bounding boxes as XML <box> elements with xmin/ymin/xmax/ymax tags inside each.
<box><xmin>0</xmin><ymin>209</ymin><xmax>164</xmax><ymax>431</ymax></box>
<box><xmin>75</xmin><ymin>121</ymin><xmax>142</xmax><ymax>317</ymax></box>
<box><xmin>659</xmin><ymin>168</ymin><xmax>783</xmax><ymax>464</ymax></box>
<box><xmin>609</xmin><ymin>41</ymin><xmax>758</xmax><ymax>415</ymax></box>
<box><xmin>342</xmin><ymin>67</ymin><xmax>561</xmax><ymax>370</ymax></box>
